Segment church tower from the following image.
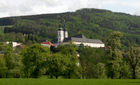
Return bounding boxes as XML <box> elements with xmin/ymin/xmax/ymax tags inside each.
<box><xmin>58</xmin><ymin>25</ymin><xmax>64</xmax><ymax>43</ymax></box>
<box><xmin>64</xmin><ymin>25</ymin><xmax>68</xmax><ymax>38</ymax></box>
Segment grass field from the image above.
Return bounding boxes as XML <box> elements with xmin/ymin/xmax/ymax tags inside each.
<box><xmin>0</xmin><ymin>79</ymin><xmax>140</xmax><ymax>85</ymax></box>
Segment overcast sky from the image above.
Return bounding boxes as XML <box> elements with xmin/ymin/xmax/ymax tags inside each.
<box><xmin>0</xmin><ymin>0</ymin><xmax>140</xmax><ymax>18</ymax></box>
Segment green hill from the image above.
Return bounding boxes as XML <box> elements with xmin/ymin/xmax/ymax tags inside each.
<box><xmin>0</xmin><ymin>8</ymin><xmax>140</xmax><ymax>48</ymax></box>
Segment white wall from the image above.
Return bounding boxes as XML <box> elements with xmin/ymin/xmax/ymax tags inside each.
<box><xmin>64</xmin><ymin>31</ymin><xmax>68</xmax><ymax>38</ymax></box>
<box><xmin>58</xmin><ymin>30</ymin><xmax>64</xmax><ymax>43</ymax></box>
<box><xmin>73</xmin><ymin>42</ymin><xmax>105</xmax><ymax>48</ymax></box>
<box><xmin>6</xmin><ymin>42</ymin><xmax>21</xmax><ymax>47</ymax></box>
<box><xmin>41</xmin><ymin>44</ymin><xmax>50</xmax><ymax>48</ymax></box>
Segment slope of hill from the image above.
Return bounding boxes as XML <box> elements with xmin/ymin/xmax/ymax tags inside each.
<box><xmin>0</xmin><ymin>8</ymin><xmax>140</xmax><ymax>48</ymax></box>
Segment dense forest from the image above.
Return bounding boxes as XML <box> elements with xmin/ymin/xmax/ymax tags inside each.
<box><xmin>0</xmin><ymin>8</ymin><xmax>140</xmax><ymax>49</ymax></box>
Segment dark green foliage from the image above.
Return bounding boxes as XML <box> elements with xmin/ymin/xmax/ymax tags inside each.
<box><xmin>0</xmin><ymin>43</ymin><xmax>82</xmax><ymax>79</ymax></box>
<box><xmin>79</xmin><ymin>46</ymin><xmax>107</xmax><ymax>78</ymax></box>
<box><xmin>106</xmin><ymin>31</ymin><xmax>124</xmax><ymax>79</ymax></box>
<box><xmin>0</xmin><ymin>18</ymin><xmax>15</xmax><ymax>26</ymax></box>
<box><xmin>0</xmin><ymin>55</ymin><xmax>7</xmax><ymax>78</ymax></box>
<box><xmin>46</xmin><ymin>53</ymin><xmax>69</xmax><ymax>79</ymax></box>
<box><xmin>2</xmin><ymin>43</ymin><xmax>23</xmax><ymax>78</ymax></box>
<box><xmin>21</xmin><ymin>44</ymin><xmax>50</xmax><ymax>78</ymax></box>
<box><xmin>120</xmin><ymin>61</ymin><xmax>131</xmax><ymax>79</ymax></box>
<box><xmin>94</xmin><ymin>63</ymin><xmax>107</xmax><ymax>79</ymax></box>
<box><xmin>57</xmin><ymin>44</ymin><xmax>82</xmax><ymax>78</ymax></box>
<box><xmin>126</xmin><ymin>45</ymin><xmax>140</xmax><ymax>79</ymax></box>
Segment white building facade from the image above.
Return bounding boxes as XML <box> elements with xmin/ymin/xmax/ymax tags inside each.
<box><xmin>5</xmin><ymin>42</ymin><xmax>21</xmax><ymax>47</ymax></box>
<box><xmin>73</xmin><ymin>42</ymin><xmax>105</xmax><ymax>48</ymax></box>
<box><xmin>58</xmin><ymin>28</ymin><xmax>64</xmax><ymax>43</ymax></box>
<box><xmin>53</xmin><ymin>26</ymin><xmax>105</xmax><ymax>48</ymax></box>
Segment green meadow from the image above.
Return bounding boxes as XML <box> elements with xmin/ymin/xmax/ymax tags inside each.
<box><xmin>0</xmin><ymin>79</ymin><xmax>140</xmax><ymax>85</ymax></box>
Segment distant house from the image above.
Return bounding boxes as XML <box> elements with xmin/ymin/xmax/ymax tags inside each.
<box><xmin>5</xmin><ymin>42</ymin><xmax>21</xmax><ymax>48</ymax></box>
<box><xmin>52</xmin><ymin>26</ymin><xmax>105</xmax><ymax>48</ymax></box>
<box><xmin>41</xmin><ymin>41</ymin><xmax>54</xmax><ymax>48</ymax></box>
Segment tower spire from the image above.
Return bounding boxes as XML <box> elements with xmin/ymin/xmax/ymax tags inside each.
<box><xmin>57</xmin><ymin>15</ymin><xmax>68</xmax><ymax>44</ymax></box>
<box><xmin>64</xmin><ymin>24</ymin><xmax>68</xmax><ymax>38</ymax></box>
<box><xmin>58</xmin><ymin>17</ymin><xmax>64</xmax><ymax>44</ymax></box>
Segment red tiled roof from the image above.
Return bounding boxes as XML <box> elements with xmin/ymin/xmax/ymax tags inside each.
<box><xmin>41</xmin><ymin>41</ymin><xmax>54</xmax><ymax>46</ymax></box>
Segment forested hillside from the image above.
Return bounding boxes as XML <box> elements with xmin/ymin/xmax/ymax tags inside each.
<box><xmin>0</xmin><ymin>8</ymin><xmax>140</xmax><ymax>48</ymax></box>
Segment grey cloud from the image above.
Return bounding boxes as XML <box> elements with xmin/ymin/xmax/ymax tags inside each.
<box><xmin>135</xmin><ymin>10</ymin><xmax>140</xmax><ymax>16</ymax></box>
<box><xmin>0</xmin><ymin>0</ymin><xmax>103</xmax><ymax>17</ymax></box>
<box><xmin>0</xmin><ymin>0</ymin><xmax>139</xmax><ymax>18</ymax></box>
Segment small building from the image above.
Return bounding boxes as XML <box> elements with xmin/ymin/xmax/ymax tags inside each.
<box><xmin>52</xmin><ymin>26</ymin><xmax>105</xmax><ymax>48</ymax></box>
<box><xmin>41</xmin><ymin>41</ymin><xmax>54</xmax><ymax>48</ymax></box>
<box><xmin>5</xmin><ymin>42</ymin><xmax>21</xmax><ymax>48</ymax></box>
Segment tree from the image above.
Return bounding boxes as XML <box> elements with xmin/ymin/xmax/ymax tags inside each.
<box><xmin>120</xmin><ymin>61</ymin><xmax>131</xmax><ymax>79</ymax></box>
<box><xmin>106</xmin><ymin>31</ymin><xmax>123</xmax><ymax>49</ymax></box>
<box><xmin>21</xmin><ymin>44</ymin><xmax>50</xmax><ymax>78</ymax></box>
<box><xmin>95</xmin><ymin>63</ymin><xmax>107</xmax><ymax>79</ymax></box>
<box><xmin>0</xmin><ymin>56</ymin><xmax>7</xmax><ymax>78</ymax></box>
<box><xmin>57</xmin><ymin>44</ymin><xmax>81</xmax><ymax>78</ymax></box>
<box><xmin>79</xmin><ymin>46</ymin><xmax>107</xmax><ymax>79</ymax></box>
<box><xmin>126</xmin><ymin>45</ymin><xmax>140</xmax><ymax>79</ymax></box>
<box><xmin>46</xmin><ymin>53</ymin><xmax>69</xmax><ymax>79</ymax></box>
<box><xmin>106</xmin><ymin>31</ymin><xmax>123</xmax><ymax>79</ymax></box>
<box><xmin>4</xmin><ymin>43</ymin><xmax>23</xmax><ymax>78</ymax></box>
<box><xmin>16</xmin><ymin>33</ymin><xmax>25</xmax><ymax>43</ymax></box>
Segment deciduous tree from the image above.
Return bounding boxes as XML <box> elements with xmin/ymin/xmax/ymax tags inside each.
<box><xmin>126</xmin><ymin>45</ymin><xmax>140</xmax><ymax>79</ymax></box>
<box><xmin>21</xmin><ymin>44</ymin><xmax>50</xmax><ymax>78</ymax></box>
<box><xmin>106</xmin><ymin>31</ymin><xmax>123</xmax><ymax>79</ymax></box>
